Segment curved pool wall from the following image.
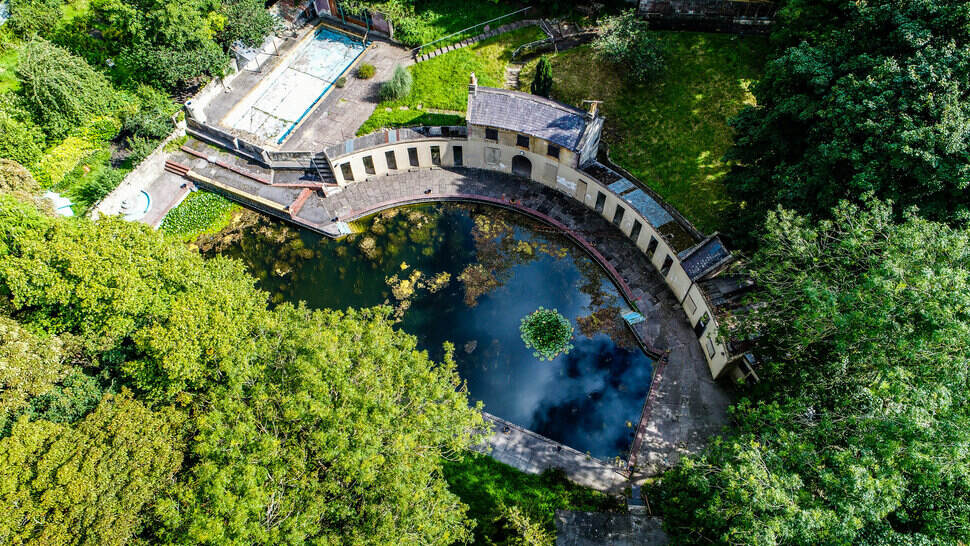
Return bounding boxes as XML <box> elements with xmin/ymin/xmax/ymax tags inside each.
<box><xmin>325</xmin><ymin>129</ymin><xmax>733</xmax><ymax>378</ymax></box>
<box><xmin>213</xmin><ymin>203</ymin><xmax>654</xmax><ymax>459</ymax></box>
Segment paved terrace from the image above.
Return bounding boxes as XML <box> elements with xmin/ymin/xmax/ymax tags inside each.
<box><xmin>163</xmin><ymin>144</ymin><xmax>733</xmax><ymax>488</ymax></box>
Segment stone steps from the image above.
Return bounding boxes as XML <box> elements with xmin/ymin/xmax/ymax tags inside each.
<box><xmin>415</xmin><ymin>19</ymin><xmax>536</xmax><ymax>63</ymax></box>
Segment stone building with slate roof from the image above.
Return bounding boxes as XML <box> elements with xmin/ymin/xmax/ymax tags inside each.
<box><xmin>464</xmin><ymin>74</ymin><xmax>605</xmax><ymax>181</ymax></box>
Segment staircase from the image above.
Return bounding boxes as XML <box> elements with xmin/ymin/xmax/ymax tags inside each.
<box><xmin>505</xmin><ymin>63</ymin><xmax>523</xmax><ymax>90</ymax></box>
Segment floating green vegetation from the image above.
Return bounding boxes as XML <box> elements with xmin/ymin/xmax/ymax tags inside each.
<box><xmin>520</xmin><ymin>307</ymin><xmax>574</xmax><ymax>361</ymax></box>
<box><xmin>160</xmin><ymin>191</ymin><xmax>238</xmax><ymax>241</ymax></box>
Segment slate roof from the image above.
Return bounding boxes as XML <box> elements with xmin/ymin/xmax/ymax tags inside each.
<box><xmin>467</xmin><ymin>87</ymin><xmax>589</xmax><ymax>151</ymax></box>
<box><xmin>681</xmin><ymin>236</ymin><xmax>732</xmax><ymax>281</ymax></box>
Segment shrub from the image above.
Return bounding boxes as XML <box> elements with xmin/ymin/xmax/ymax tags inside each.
<box><xmin>122</xmin><ymin>85</ymin><xmax>177</xmax><ymax>140</ymax></box>
<box><xmin>335</xmin><ymin>76</ymin><xmax>347</xmax><ymax>88</ymax></box>
<box><xmin>125</xmin><ymin>135</ymin><xmax>156</xmax><ymax>165</ymax></box>
<box><xmin>380</xmin><ymin>65</ymin><xmax>413</xmax><ymax>102</ymax></box>
<box><xmin>72</xmin><ymin>168</ymin><xmax>126</xmax><ymax>207</ymax></box>
<box><xmin>530</xmin><ymin>57</ymin><xmax>553</xmax><ymax>98</ymax></box>
<box><xmin>0</xmin><ymin>110</ymin><xmax>46</xmax><ymax>167</ymax></box>
<box><xmin>593</xmin><ymin>10</ymin><xmax>664</xmax><ymax>82</ymax></box>
<box><xmin>16</xmin><ymin>39</ymin><xmax>120</xmax><ymax>140</ymax></box>
<box><xmin>356</xmin><ymin>63</ymin><xmax>376</xmax><ymax>79</ymax></box>
<box><xmin>34</xmin><ymin>136</ymin><xmax>100</xmax><ymax>187</ymax></box>
<box><xmin>7</xmin><ymin>0</ymin><xmax>62</xmax><ymax>37</ymax></box>
<box><xmin>77</xmin><ymin>116</ymin><xmax>123</xmax><ymax>143</ymax></box>
<box><xmin>519</xmin><ymin>307</ymin><xmax>573</xmax><ymax>361</ymax></box>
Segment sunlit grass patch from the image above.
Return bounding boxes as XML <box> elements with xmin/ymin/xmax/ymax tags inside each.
<box><xmin>521</xmin><ymin>33</ymin><xmax>769</xmax><ymax>233</ymax></box>
<box><xmin>160</xmin><ymin>190</ymin><xmax>239</xmax><ymax>242</ymax></box>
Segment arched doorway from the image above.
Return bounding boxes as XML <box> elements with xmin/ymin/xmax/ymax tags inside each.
<box><xmin>512</xmin><ymin>155</ymin><xmax>532</xmax><ymax>179</ymax></box>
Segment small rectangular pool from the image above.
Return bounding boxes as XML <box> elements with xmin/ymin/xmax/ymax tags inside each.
<box><xmin>223</xmin><ymin>26</ymin><xmax>367</xmax><ymax>144</ymax></box>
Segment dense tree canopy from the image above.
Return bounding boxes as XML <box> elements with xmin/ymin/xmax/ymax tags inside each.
<box><xmin>725</xmin><ymin>0</ymin><xmax>970</xmax><ymax>241</ymax></box>
<box><xmin>654</xmin><ymin>199</ymin><xmax>970</xmax><ymax>544</ymax></box>
<box><xmin>0</xmin><ymin>194</ymin><xmax>485</xmax><ymax>544</ymax></box>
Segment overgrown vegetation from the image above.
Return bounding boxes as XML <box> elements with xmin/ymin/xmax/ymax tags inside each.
<box><xmin>0</xmin><ymin>191</ymin><xmax>486</xmax><ymax>544</ymax></box>
<box><xmin>519</xmin><ymin>307</ymin><xmax>573</xmax><ymax>361</ymax></box>
<box><xmin>723</xmin><ymin>0</ymin><xmax>970</xmax><ymax>245</ymax></box>
<box><xmin>356</xmin><ymin>110</ymin><xmax>463</xmax><ymax>136</ymax></box>
<box><xmin>379</xmin><ymin>64</ymin><xmax>412</xmax><ymax>101</ymax></box>
<box><xmin>343</xmin><ymin>0</ymin><xmax>528</xmax><ymax>48</ymax></box>
<box><xmin>358</xmin><ymin>26</ymin><xmax>543</xmax><ymax>133</ymax></box>
<box><xmin>0</xmin><ymin>0</ymin><xmax>273</xmax><ymax>214</ymax></box>
<box><xmin>443</xmin><ymin>453</ymin><xmax>623</xmax><ymax>545</ymax></box>
<box><xmin>521</xmin><ymin>34</ymin><xmax>768</xmax><ymax>232</ymax></box>
<box><xmin>592</xmin><ymin>10</ymin><xmax>665</xmax><ymax>82</ymax></box>
<box><xmin>159</xmin><ymin>190</ymin><xmax>238</xmax><ymax>241</ymax></box>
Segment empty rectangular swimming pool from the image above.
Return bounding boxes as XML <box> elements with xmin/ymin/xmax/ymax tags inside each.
<box><xmin>223</xmin><ymin>27</ymin><xmax>367</xmax><ymax>144</ymax></box>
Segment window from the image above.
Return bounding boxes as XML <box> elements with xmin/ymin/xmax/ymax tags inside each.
<box><xmin>363</xmin><ymin>155</ymin><xmax>375</xmax><ymax>175</ymax></box>
<box><xmin>408</xmin><ymin>147</ymin><xmax>419</xmax><ymax>167</ymax></box>
<box><xmin>630</xmin><ymin>220</ymin><xmax>642</xmax><ymax>241</ymax></box>
<box><xmin>453</xmin><ymin>146</ymin><xmax>463</xmax><ymax>166</ymax></box>
<box><xmin>594</xmin><ymin>192</ymin><xmax>606</xmax><ymax>213</ymax></box>
<box><xmin>430</xmin><ymin>146</ymin><xmax>441</xmax><ymax>165</ymax></box>
<box><xmin>485</xmin><ymin>147</ymin><xmax>501</xmax><ymax>165</ymax></box>
<box><xmin>516</xmin><ymin>134</ymin><xmax>530</xmax><ymax>149</ymax></box>
<box><xmin>340</xmin><ymin>163</ymin><xmax>354</xmax><ymax>181</ymax></box>
<box><xmin>694</xmin><ymin>312</ymin><xmax>710</xmax><ymax>337</ymax></box>
<box><xmin>646</xmin><ymin>236</ymin><xmax>658</xmax><ymax>258</ymax></box>
<box><xmin>706</xmin><ymin>338</ymin><xmax>716</xmax><ymax>358</ymax></box>
<box><xmin>485</xmin><ymin>127</ymin><xmax>498</xmax><ymax>141</ymax></box>
<box><xmin>547</xmin><ymin>143</ymin><xmax>560</xmax><ymax>159</ymax></box>
<box><xmin>660</xmin><ymin>255</ymin><xmax>673</xmax><ymax>277</ymax></box>
<box><xmin>612</xmin><ymin>206</ymin><xmax>625</xmax><ymax>226</ymax></box>
<box><xmin>385</xmin><ymin>150</ymin><xmax>398</xmax><ymax>170</ymax></box>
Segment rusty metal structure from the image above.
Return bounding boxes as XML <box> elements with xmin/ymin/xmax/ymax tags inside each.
<box><xmin>638</xmin><ymin>0</ymin><xmax>778</xmax><ymax>34</ymax></box>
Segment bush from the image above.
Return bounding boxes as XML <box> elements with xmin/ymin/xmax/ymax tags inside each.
<box><xmin>125</xmin><ymin>135</ymin><xmax>156</xmax><ymax>165</ymax></box>
<box><xmin>7</xmin><ymin>0</ymin><xmax>62</xmax><ymax>37</ymax></box>
<box><xmin>519</xmin><ymin>307</ymin><xmax>574</xmax><ymax>361</ymax></box>
<box><xmin>77</xmin><ymin>116</ymin><xmax>123</xmax><ymax>143</ymax></box>
<box><xmin>530</xmin><ymin>57</ymin><xmax>553</xmax><ymax>98</ymax></box>
<box><xmin>334</xmin><ymin>76</ymin><xmax>347</xmax><ymax>88</ymax></box>
<box><xmin>16</xmin><ymin>39</ymin><xmax>120</xmax><ymax>140</ymax></box>
<box><xmin>72</xmin><ymin>168</ymin><xmax>126</xmax><ymax>207</ymax></box>
<box><xmin>34</xmin><ymin>136</ymin><xmax>100</xmax><ymax>187</ymax></box>
<box><xmin>122</xmin><ymin>85</ymin><xmax>177</xmax><ymax>140</ymax></box>
<box><xmin>380</xmin><ymin>65</ymin><xmax>413</xmax><ymax>102</ymax></box>
<box><xmin>356</xmin><ymin>63</ymin><xmax>376</xmax><ymax>79</ymax></box>
<box><xmin>0</xmin><ymin>110</ymin><xmax>46</xmax><ymax>167</ymax></box>
<box><xmin>593</xmin><ymin>10</ymin><xmax>664</xmax><ymax>82</ymax></box>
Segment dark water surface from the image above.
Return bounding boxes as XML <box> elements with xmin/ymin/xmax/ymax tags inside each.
<box><xmin>208</xmin><ymin>204</ymin><xmax>652</xmax><ymax>459</ymax></box>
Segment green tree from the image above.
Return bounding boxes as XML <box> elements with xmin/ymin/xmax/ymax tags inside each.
<box><xmin>592</xmin><ymin>10</ymin><xmax>664</xmax><ymax>82</ymax></box>
<box><xmin>653</xmin><ymin>198</ymin><xmax>970</xmax><ymax>544</ymax></box>
<box><xmin>725</xmin><ymin>0</ymin><xmax>970</xmax><ymax>243</ymax></box>
<box><xmin>15</xmin><ymin>39</ymin><xmax>119</xmax><ymax>140</ymax></box>
<box><xmin>219</xmin><ymin>0</ymin><xmax>278</xmax><ymax>48</ymax></box>
<box><xmin>7</xmin><ymin>0</ymin><xmax>62</xmax><ymax>37</ymax></box>
<box><xmin>0</xmin><ymin>315</ymin><xmax>69</xmax><ymax>433</ymax></box>
<box><xmin>530</xmin><ymin>57</ymin><xmax>553</xmax><ymax>98</ymax></box>
<box><xmin>152</xmin><ymin>306</ymin><xmax>485</xmax><ymax>544</ymax></box>
<box><xmin>0</xmin><ymin>391</ymin><xmax>184</xmax><ymax>545</ymax></box>
<box><xmin>0</xmin><ymin>108</ymin><xmax>46</xmax><ymax>166</ymax></box>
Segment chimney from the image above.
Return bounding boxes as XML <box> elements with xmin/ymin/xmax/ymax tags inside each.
<box><xmin>583</xmin><ymin>100</ymin><xmax>601</xmax><ymax>120</ymax></box>
<box><xmin>469</xmin><ymin>72</ymin><xmax>478</xmax><ymax>97</ymax></box>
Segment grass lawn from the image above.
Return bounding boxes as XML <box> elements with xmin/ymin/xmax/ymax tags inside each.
<box><xmin>521</xmin><ymin>33</ymin><xmax>769</xmax><ymax>233</ymax></box>
<box><xmin>378</xmin><ymin>0</ymin><xmax>528</xmax><ymax>48</ymax></box>
<box><xmin>443</xmin><ymin>453</ymin><xmax>623</xmax><ymax>543</ymax></box>
<box><xmin>160</xmin><ymin>191</ymin><xmax>240</xmax><ymax>242</ymax></box>
<box><xmin>357</xmin><ymin>26</ymin><xmax>542</xmax><ymax>135</ymax></box>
